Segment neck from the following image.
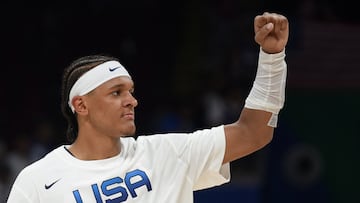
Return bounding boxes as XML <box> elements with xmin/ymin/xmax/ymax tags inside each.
<box><xmin>69</xmin><ymin>132</ymin><xmax>122</xmax><ymax>160</ymax></box>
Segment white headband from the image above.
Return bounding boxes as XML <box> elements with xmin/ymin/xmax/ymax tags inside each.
<box><xmin>68</xmin><ymin>60</ymin><xmax>131</xmax><ymax>112</ymax></box>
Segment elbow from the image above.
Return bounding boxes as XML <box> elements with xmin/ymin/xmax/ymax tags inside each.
<box><xmin>244</xmin><ymin>122</ymin><xmax>274</xmax><ymax>152</ymax></box>
<box><xmin>256</xmin><ymin>130</ymin><xmax>273</xmax><ymax>149</ymax></box>
<box><xmin>223</xmin><ymin>122</ymin><xmax>274</xmax><ymax>163</ymax></box>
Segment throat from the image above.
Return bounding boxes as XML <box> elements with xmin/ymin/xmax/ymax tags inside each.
<box><xmin>67</xmin><ymin>139</ymin><xmax>122</xmax><ymax>160</ymax></box>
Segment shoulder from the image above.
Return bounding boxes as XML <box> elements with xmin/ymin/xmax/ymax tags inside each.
<box><xmin>15</xmin><ymin>146</ymin><xmax>64</xmax><ymax>178</ymax></box>
<box><xmin>129</xmin><ymin>125</ymin><xmax>225</xmax><ymax>154</ymax></box>
<box><xmin>136</xmin><ymin>125</ymin><xmax>224</xmax><ymax>143</ymax></box>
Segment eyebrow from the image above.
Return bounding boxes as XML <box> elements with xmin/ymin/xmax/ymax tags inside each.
<box><xmin>108</xmin><ymin>83</ymin><xmax>135</xmax><ymax>91</ymax></box>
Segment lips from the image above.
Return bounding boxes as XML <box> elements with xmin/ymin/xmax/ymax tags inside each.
<box><xmin>122</xmin><ymin>112</ymin><xmax>135</xmax><ymax>120</ymax></box>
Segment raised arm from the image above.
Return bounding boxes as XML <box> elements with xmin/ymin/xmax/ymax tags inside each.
<box><xmin>223</xmin><ymin>12</ymin><xmax>289</xmax><ymax>164</ymax></box>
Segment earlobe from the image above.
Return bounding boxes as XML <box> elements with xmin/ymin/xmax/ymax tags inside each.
<box><xmin>72</xmin><ymin>96</ymin><xmax>88</xmax><ymax>115</ymax></box>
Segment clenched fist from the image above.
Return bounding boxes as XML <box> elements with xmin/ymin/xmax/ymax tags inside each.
<box><xmin>254</xmin><ymin>12</ymin><xmax>289</xmax><ymax>54</ymax></box>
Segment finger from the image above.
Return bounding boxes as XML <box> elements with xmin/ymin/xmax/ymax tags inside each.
<box><xmin>263</xmin><ymin>13</ymin><xmax>288</xmax><ymax>33</ymax></box>
<box><xmin>273</xmin><ymin>14</ymin><xmax>288</xmax><ymax>34</ymax></box>
<box><xmin>254</xmin><ymin>15</ymin><xmax>268</xmax><ymax>32</ymax></box>
<box><xmin>254</xmin><ymin>22</ymin><xmax>274</xmax><ymax>44</ymax></box>
<box><xmin>255</xmin><ymin>13</ymin><xmax>275</xmax><ymax>31</ymax></box>
<box><xmin>279</xmin><ymin>15</ymin><xmax>289</xmax><ymax>31</ymax></box>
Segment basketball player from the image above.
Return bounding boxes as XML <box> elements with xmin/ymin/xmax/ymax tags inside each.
<box><xmin>7</xmin><ymin>12</ymin><xmax>289</xmax><ymax>202</ymax></box>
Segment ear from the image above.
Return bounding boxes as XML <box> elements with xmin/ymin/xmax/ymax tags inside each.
<box><xmin>71</xmin><ymin>96</ymin><xmax>88</xmax><ymax>115</ymax></box>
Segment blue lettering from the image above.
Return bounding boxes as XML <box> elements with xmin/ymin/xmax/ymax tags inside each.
<box><xmin>102</xmin><ymin>177</ymin><xmax>128</xmax><ymax>203</ymax></box>
<box><xmin>125</xmin><ymin>169</ymin><xmax>152</xmax><ymax>198</ymax></box>
<box><xmin>91</xmin><ymin>184</ymin><xmax>102</xmax><ymax>203</ymax></box>
<box><xmin>72</xmin><ymin>169</ymin><xmax>151</xmax><ymax>202</ymax></box>
<box><xmin>72</xmin><ymin>190</ymin><xmax>83</xmax><ymax>203</ymax></box>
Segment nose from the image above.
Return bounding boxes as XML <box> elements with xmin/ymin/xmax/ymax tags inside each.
<box><xmin>132</xmin><ymin>97</ymin><xmax>138</xmax><ymax>107</ymax></box>
<box><xmin>124</xmin><ymin>92</ymin><xmax>138</xmax><ymax>107</ymax></box>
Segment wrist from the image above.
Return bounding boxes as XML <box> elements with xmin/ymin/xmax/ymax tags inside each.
<box><xmin>259</xmin><ymin>47</ymin><xmax>286</xmax><ymax>63</ymax></box>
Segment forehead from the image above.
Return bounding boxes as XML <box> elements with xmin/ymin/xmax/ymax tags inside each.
<box><xmin>99</xmin><ymin>76</ymin><xmax>134</xmax><ymax>89</ymax></box>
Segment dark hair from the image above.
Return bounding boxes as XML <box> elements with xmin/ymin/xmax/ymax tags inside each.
<box><xmin>60</xmin><ymin>54</ymin><xmax>119</xmax><ymax>143</ymax></box>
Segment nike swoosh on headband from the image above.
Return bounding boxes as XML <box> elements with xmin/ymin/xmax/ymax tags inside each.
<box><xmin>109</xmin><ymin>66</ymin><xmax>121</xmax><ymax>72</ymax></box>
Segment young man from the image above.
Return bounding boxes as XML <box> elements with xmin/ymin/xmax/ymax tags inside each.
<box><xmin>7</xmin><ymin>12</ymin><xmax>288</xmax><ymax>202</ymax></box>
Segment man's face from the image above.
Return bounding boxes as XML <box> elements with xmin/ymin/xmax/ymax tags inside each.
<box><xmin>83</xmin><ymin>76</ymin><xmax>138</xmax><ymax>138</ymax></box>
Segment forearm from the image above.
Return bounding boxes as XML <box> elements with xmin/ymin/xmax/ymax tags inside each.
<box><xmin>223</xmin><ymin>48</ymin><xmax>287</xmax><ymax>163</ymax></box>
<box><xmin>245</xmin><ymin>48</ymin><xmax>287</xmax><ymax>127</ymax></box>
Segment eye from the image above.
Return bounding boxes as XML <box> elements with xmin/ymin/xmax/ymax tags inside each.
<box><xmin>130</xmin><ymin>88</ymin><xmax>135</xmax><ymax>95</ymax></box>
<box><xmin>111</xmin><ymin>91</ymin><xmax>120</xmax><ymax>96</ymax></box>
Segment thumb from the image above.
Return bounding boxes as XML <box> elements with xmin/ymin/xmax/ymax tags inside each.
<box><xmin>255</xmin><ymin>22</ymin><xmax>273</xmax><ymax>44</ymax></box>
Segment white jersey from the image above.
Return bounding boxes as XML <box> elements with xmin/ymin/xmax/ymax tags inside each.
<box><xmin>7</xmin><ymin>125</ymin><xmax>230</xmax><ymax>203</ymax></box>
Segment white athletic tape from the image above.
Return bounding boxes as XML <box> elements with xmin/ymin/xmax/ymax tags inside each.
<box><xmin>245</xmin><ymin>48</ymin><xmax>287</xmax><ymax>127</ymax></box>
<box><xmin>68</xmin><ymin>61</ymin><xmax>131</xmax><ymax>112</ymax></box>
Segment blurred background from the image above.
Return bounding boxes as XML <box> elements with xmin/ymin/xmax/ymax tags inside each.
<box><xmin>1</xmin><ymin>0</ymin><xmax>359</xmax><ymax>202</ymax></box>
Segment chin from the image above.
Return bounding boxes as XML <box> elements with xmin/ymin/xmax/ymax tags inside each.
<box><xmin>123</xmin><ymin>126</ymin><xmax>136</xmax><ymax>137</ymax></box>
